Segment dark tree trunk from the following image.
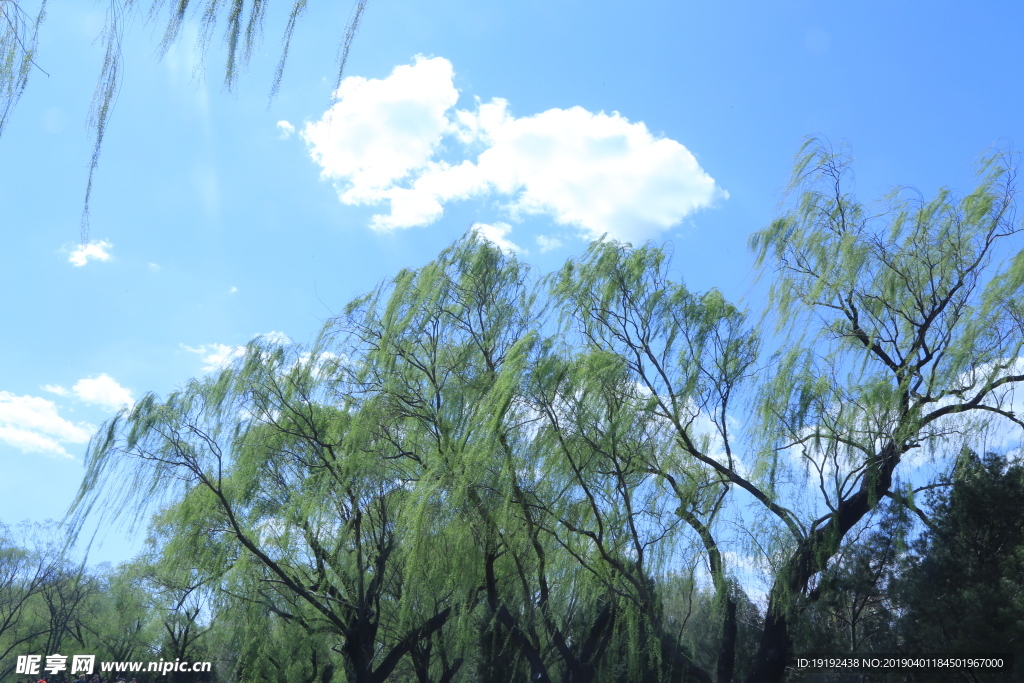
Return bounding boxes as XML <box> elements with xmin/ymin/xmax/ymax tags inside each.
<box><xmin>716</xmin><ymin>596</ymin><xmax>738</xmax><ymax>683</ymax></box>
<box><xmin>743</xmin><ymin>604</ymin><xmax>789</xmax><ymax>683</ymax></box>
<box><xmin>744</xmin><ymin>443</ymin><xmax>907</xmax><ymax>683</ymax></box>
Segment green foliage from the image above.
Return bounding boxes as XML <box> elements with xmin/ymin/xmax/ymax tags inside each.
<box><xmin>0</xmin><ymin>0</ymin><xmax>368</xmax><ymax>243</ymax></box>
<box><xmin>0</xmin><ymin>0</ymin><xmax>46</xmax><ymax>137</ymax></box>
<box><xmin>787</xmin><ymin>454</ymin><xmax>1024</xmax><ymax>683</ymax></box>
<box><xmin>68</xmin><ymin>142</ymin><xmax>1024</xmax><ymax>683</ymax></box>
<box><xmin>0</xmin><ymin>523</ymin><xmax>55</xmax><ymax>679</ymax></box>
<box><xmin>893</xmin><ymin>451</ymin><xmax>1024</xmax><ymax>682</ymax></box>
<box><xmin>0</xmin><ymin>525</ymin><xmax>169</xmax><ymax>681</ymax></box>
<box><xmin>661</xmin><ymin>575</ymin><xmax>762</xmax><ymax>681</ymax></box>
<box><xmin>739</xmin><ymin>140</ymin><xmax>1024</xmax><ymax>682</ymax></box>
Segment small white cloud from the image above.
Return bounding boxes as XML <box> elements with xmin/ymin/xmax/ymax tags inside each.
<box><xmin>42</xmin><ymin>384</ymin><xmax>70</xmax><ymax>397</ymax></box>
<box><xmin>535</xmin><ymin>235</ymin><xmax>563</xmax><ymax>253</ymax></box>
<box><xmin>183</xmin><ymin>343</ymin><xmax>247</xmax><ymax>373</ymax></box>
<box><xmin>72</xmin><ymin>374</ymin><xmax>134</xmax><ymax>412</ymax></box>
<box><xmin>300</xmin><ymin>56</ymin><xmax>725</xmax><ymax>243</ymax></box>
<box><xmin>183</xmin><ymin>332</ymin><xmax>292</xmax><ymax>373</ymax></box>
<box><xmin>0</xmin><ymin>391</ymin><xmax>95</xmax><ymax>458</ymax></box>
<box><xmin>203</xmin><ymin>344</ymin><xmax>245</xmax><ymax>371</ymax></box>
<box><xmin>68</xmin><ymin>240</ymin><xmax>113</xmax><ymax>267</ymax></box>
<box><xmin>277</xmin><ymin>120</ymin><xmax>296</xmax><ymax>139</ymax></box>
<box><xmin>148</xmin><ymin>262</ymin><xmax>161</xmax><ymax>272</ymax></box>
<box><xmin>472</xmin><ymin>222</ymin><xmax>525</xmax><ymax>255</ymax></box>
<box><xmin>229</xmin><ymin>286</ymin><xmax>239</xmax><ymax>294</ymax></box>
<box><xmin>295</xmin><ymin>350</ymin><xmax>343</xmax><ymax>379</ymax></box>
<box><xmin>256</xmin><ymin>331</ymin><xmax>292</xmax><ymax>345</ymax></box>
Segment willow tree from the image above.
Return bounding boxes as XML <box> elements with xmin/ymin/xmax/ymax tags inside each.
<box><xmin>72</xmin><ymin>143</ymin><xmax>1024</xmax><ymax>683</ymax></box>
<box><xmin>71</xmin><ymin>236</ymin><xmax>541</xmax><ymax>682</ymax></box>
<box><xmin>321</xmin><ymin>237</ymin><xmax>701</xmax><ymax>681</ymax></box>
<box><xmin>72</xmin><ymin>341</ymin><xmax>458</xmax><ymax>683</ymax></box>
<box><xmin>1</xmin><ymin>0</ymin><xmax>368</xmax><ymax>242</ymax></box>
<box><xmin>71</xmin><ymin>233</ymin><xmax>720</xmax><ymax>682</ymax></box>
<box><xmin>0</xmin><ymin>0</ymin><xmax>47</xmax><ymax>137</ymax></box>
<box><xmin>742</xmin><ymin>141</ymin><xmax>1024</xmax><ymax>682</ymax></box>
<box><xmin>548</xmin><ymin>239</ymin><xmax>760</xmax><ymax>683</ymax></box>
<box><xmin>81</xmin><ymin>563</ymin><xmax>161</xmax><ymax>666</ymax></box>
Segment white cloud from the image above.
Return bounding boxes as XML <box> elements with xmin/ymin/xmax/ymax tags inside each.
<box><xmin>42</xmin><ymin>384</ymin><xmax>70</xmax><ymax>397</ymax></box>
<box><xmin>0</xmin><ymin>392</ymin><xmax>95</xmax><ymax>458</ymax></box>
<box><xmin>302</xmin><ymin>56</ymin><xmax>459</xmax><ymax>204</ymax></box>
<box><xmin>472</xmin><ymin>222</ymin><xmax>525</xmax><ymax>255</ymax></box>
<box><xmin>68</xmin><ymin>240</ymin><xmax>113</xmax><ymax>267</ymax></box>
<box><xmin>44</xmin><ymin>375</ymin><xmax>134</xmax><ymax>412</ymax></box>
<box><xmin>536</xmin><ymin>235</ymin><xmax>563</xmax><ymax>253</ymax></box>
<box><xmin>148</xmin><ymin>262</ymin><xmax>161</xmax><ymax>272</ymax></box>
<box><xmin>295</xmin><ymin>350</ymin><xmax>344</xmax><ymax>379</ymax></box>
<box><xmin>229</xmin><ymin>286</ymin><xmax>239</xmax><ymax>294</ymax></box>
<box><xmin>182</xmin><ymin>343</ymin><xmax>247</xmax><ymax>373</ymax></box>
<box><xmin>458</xmin><ymin>101</ymin><xmax>725</xmax><ymax>242</ymax></box>
<box><xmin>301</xmin><ymin>56</ymin><xmax>725</xmax><ymax>243</ymax></box>
<box><xmin>0</xmin><ymin>427</ymin><xmax>72</xmax><ymax>457</ymax></box>
<box><xmin>277</xmin><ymin>120</ymin><xmax>296</xmax><ymax>139</ymax></box>
<box><xmin>946</xmin><ymin>357</ymin><xmax>1024</xmax><ymax>453</ymax></box>
<box><xmin>183</xmin><ymin>332</ymin><xmax>293</xmax><ymax>373</ymax></box>
<box><xmin>258</xmin><ymin>331</ymin><xmax>292</xmax><ymax>345</ymax></box>
<box><xmin>72</xmin><ymin>375</ymin><xmax>134</xmax><ymax>411</ymax></box>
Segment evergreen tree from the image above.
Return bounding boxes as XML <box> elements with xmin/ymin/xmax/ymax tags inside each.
<box><xmin>894</xmin><ymin>451</ymin><xmax>1024</xmax><ymax>682</ymax></box>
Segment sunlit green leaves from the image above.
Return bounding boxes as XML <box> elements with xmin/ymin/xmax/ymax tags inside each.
<box><xmin>68</xmin><ymin>153</ymin><xmax>1024</xmax><ymax>680</ymax></box>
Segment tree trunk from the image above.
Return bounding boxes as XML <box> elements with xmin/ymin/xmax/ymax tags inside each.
<box><xmin>743</xmin><ymin>599</ymin><xmax>789</xmax><ymax>683</ymax></box>
<box><xmin>744</xmin><ymin>443</ymin><xmax>906</xmax><ymax>683</ymax></box>
<box><xmin>716</xmin><ymin>596</ymin><xmax>737</xmax><ymax>683</ymax></box>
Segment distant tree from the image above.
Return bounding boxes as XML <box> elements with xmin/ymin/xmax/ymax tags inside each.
<box><xmin>81</xmin><ymin>563</ymin><xmax>160</xmax><ymax>665</ymax></box>
<box><xmin>36</xmin><ymin>560</ymin><xmax>98</xmax><ymax>656</ymax></box>
<box><xmin>0</xmin><ymin>524</ymin><xmax>57</xmax><ymax>679</ymax></box>
<box><xmin>0</xmin><ymin>524</ymin><xmax>163</xmax><ymax>678</ymax></box>
<box><xmin>660</xmin><ymin>573</ymin><xmax>762</xmax><ymax>681</ymax></box>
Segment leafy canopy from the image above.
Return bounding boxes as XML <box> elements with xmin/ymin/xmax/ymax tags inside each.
<box><xmin>70</xmin><ymin>142</ymin><xmax>1024</xmax><ymax>683</ymax></box>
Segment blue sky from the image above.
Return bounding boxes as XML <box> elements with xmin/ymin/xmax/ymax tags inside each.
<box><xmin>1</xmin><ymin>0</ymin><xmax>1023</xmax><ymax>565</ymax></box>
